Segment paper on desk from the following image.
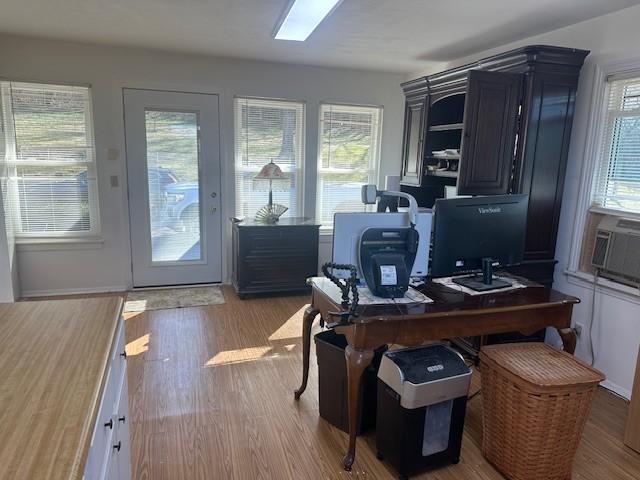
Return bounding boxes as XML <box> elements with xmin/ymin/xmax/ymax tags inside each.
<box><xmin>431</xmin><ymin>275</ymin><xmax>528</xmax><ymax>296</ymax></box>
<box><xmin>356</xmin><ymin>285</ymin><xmax>433</xmax><ymax>305</ymax></box>
<box><xmin>309</xmin><ymin>277</ymin><xmax>433</xmax><ymax>305</ymax></box>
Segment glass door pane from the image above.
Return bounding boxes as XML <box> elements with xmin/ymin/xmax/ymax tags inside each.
<box><xmin>144</xmin><ymin>110</ymin><xmax>201</xmax><ymax>262</ymax></box>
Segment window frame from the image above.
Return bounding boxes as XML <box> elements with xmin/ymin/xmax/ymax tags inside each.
<box><xmin>232</xmin><ymin>96</ymin><xmax>306</xmax><ymax>220</ymax></box>
<box><xmin>315</xmin><ymin>102</ymin><xmax>383</xmax><ymax>230</ymax></box>
<box><xmin>591</xmin><ymin>75</ymin><xmax>640</xmax><ymax>215</ymax></box>
<box><xmin>0</xmin><ymin>81</ymin><xmax>101</xmax><ymax>242</ymax></box>
<box><xmin>565</xmin><ymin>57</ymin><xmax>640</xmax><ymax>296</ymax></box>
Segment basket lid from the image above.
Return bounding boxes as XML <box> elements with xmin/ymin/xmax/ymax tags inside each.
<box><xmin>480</xmin><ymin>343</ymin><xmax>605</xmax><ymax>388</ymax></box>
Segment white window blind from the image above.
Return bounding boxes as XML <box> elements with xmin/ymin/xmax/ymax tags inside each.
<box><xmin>0</xmin><ymin>90</ymin><xmax>16</xmax><ymax>262</ymax></box>
<box><xmin>593</xmin><ymin>76</ymin><xmax>640</xmax><ymax>213</ymax></box>
<box><xmin>0</xmin><ymin>81</ymin><xmax>99</xmax><ymax>237</ymax></box>
<box><xmin>316</xmin><ymin>103</ymin><xmax>382</xmax><ymax>227</ymax></box>
<box><xmin>234</xmin><ymin>97</ymin><xmax>305</xmax><ymax>219</ymax></box>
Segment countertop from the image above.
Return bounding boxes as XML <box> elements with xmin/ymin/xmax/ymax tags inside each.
<box><xmin>0</xmin><ymin>297</ymin><xmax>124</xmax><ymax>479</ymax></box>
<box><xmin>230</xmin><ymin>216</ymin><xmax>320</xmax><ymax>227</ymax></box>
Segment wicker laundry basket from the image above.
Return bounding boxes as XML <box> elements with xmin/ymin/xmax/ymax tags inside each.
<box><xmin>479</xmin><ymin>343</ymin><xmax>605</xmax><ymax>480</ymax></box>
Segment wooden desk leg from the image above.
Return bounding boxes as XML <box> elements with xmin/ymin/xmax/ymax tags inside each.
<box><xmin>342</xmin><ymin>345</ymin><xmax>374</xmax><ymax>471</ymax></box>
<box><xmin>294</xmin><ymin>305</ymin><xmax>319</xmax><ymax>400</ymax></box>
<box><xmin>558</xmin><ymin>327</ymin><xmax>577</xmax><ymax>354</ymax></box>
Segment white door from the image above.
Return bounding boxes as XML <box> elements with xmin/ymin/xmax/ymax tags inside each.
<box><xmin>124</xmin><ymin>89</ymin><xmax>222</xmax><ymax>287</ymax></box>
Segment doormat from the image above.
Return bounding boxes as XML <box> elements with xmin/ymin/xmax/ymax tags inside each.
<box><xmin>124</xmin><ymin>286</ymin><xmax>225</xmax><ymax>312</ymax></box>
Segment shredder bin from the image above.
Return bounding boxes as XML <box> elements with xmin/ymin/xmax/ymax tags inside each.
<box><xmin>314</xmin><ymin>330</ymin><xmax>387</xmax><ymax>434</ymax></box>
<box><xmin>376</xmin><ymin>344</ymin><xmax>471</xmax><ymax>479</ymax></box>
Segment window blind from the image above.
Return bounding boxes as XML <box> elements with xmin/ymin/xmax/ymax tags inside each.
<box><xmin>593</xmin><ymin>77</ymin><xmax>640</xmax><ymax>214</ymax></box>
<box><xmin>0</xmin><ymin>81</ymin><xmax>99</xmax><ymax>236</ymax></box>
<box><xmin>234</xmin><ymin>97</ymin><xmax>305</xmax><ymax>219</ymax></box>
<box><xmin>316</xmin><ymin>103</ymin><xmax>382</xmax><ymax>227</ymax></box>
<box><xmin>0</xmin><ymin>88</ymin><xmax>16</xmax><ymax>262</ymax></box>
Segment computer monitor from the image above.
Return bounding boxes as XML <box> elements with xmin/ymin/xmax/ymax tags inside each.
<box><xmin>430</xmin><ymin>194</ymin><xmax>528</xmax><ymax>291</ymax></box>
<box><xmin>332</xmin><ymin>211</ymin><xmax>432</xmax><ymax>281</ymax></box>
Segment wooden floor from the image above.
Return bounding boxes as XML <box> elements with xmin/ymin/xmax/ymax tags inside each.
<box><xmin>124</xmin><ymin>286</ymin><xmax>640</xmax><ymax>479</ymax></box>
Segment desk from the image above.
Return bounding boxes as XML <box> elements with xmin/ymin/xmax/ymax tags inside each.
<box><xmin>294</xmin><ymin>277</ymin><xmax>580</xmax><ymax>470</ymax></box>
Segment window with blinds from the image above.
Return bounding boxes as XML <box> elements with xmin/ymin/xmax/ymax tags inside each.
<box><xmin>0</xmin><ymin>81</ymin><xmax>99</xmax><ymax>237</ymax></box>
<box><xmin>316</xmin><ymin>103</ymin><xmax>382</xmax><ymax>227</ymax></box>
<box><xmin>593</xmin><ymin>76</ymin><xmax>640</xmax><ymax>214</ymax></box>
<box><xmin>234</xmin><ymin>97</ymin><xmax>305</xmax><ymax>219</ymax></box>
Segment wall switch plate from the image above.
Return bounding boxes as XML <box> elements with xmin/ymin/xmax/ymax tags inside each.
<box><xmin>110</xmin><ymin>175</ymin><xmax>119</xmax><ymax>188</ymax></box>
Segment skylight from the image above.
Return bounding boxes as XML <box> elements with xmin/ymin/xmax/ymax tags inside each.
<box><xmin>274</xmin><ymin>0</ymin><xmax>343</xmax><ymax>42</ymax></box>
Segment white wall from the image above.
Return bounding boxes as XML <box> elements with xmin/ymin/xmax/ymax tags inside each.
<box><xmin>410</xmin><ymin>4</ymin><xmax>640</xmax><ymax>398</ymax></box>
<box><xmin>0</xmin><ymin>34</ymin><xmax>406</xmax><ymax>296</ymax></box>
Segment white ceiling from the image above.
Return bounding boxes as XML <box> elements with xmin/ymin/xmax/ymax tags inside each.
<box><xmin>1</xmin><ymin>0</ymin><xmax>639</xmax><ymax>73</ymax></box>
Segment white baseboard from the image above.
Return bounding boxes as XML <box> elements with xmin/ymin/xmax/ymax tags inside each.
<box><xmin>20</xmin><ymin>285</ymin><xmax>128</xmax><ymax>298</ymax></box>
<box><xmin>601</xmin><ymin>379</ymin><xmax>632</xmax><ymax>400</ymax></box>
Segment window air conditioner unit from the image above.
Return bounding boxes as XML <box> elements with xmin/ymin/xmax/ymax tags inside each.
<box><xmin>591</xmin><ymin>215</ymin><xmax>640</xmax><ymax>287</ymax></box>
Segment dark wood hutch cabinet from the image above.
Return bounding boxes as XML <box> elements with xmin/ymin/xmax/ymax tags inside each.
<box><xmin>400</xmin><ymin>45</ymin><xmax>589</xmax><ymax>286</ymax></box>
<box><xmin>399</xmin><ymin>45</ymin><xmax>589</xmax><ymax>354</ymax></box>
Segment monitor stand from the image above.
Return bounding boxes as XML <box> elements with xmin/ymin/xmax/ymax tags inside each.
<box><xmin>451</xmin><ymin>258</ymin><xmax>512</xmax><ymax>292</ymax></box>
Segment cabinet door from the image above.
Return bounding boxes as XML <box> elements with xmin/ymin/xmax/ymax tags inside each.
<box><xmin>515</xmin><ymin>73</ymin><xmax>578</xmax><ymax>261</ymax></box>
<box><xmin>400</xmin><ymin>96</ymin><xmax>427</xmax><ymax>186</ymax></box>
<box><xmin>458</xmin><ymin>70</ymin><xmax>522</xmax><ymax>195</ymax></box>
<box><xmin>105</xmin><ymin>444</ymin><xmax>120</xmax><ymax>480</ymax></box>
<box><xmin>116</xmin><ymin>373</ymin><xmax>131</xmax><ymax>480</ymax></box>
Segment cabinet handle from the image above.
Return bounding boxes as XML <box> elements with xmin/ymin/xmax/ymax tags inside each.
<box><xmin>104</xmin><ymin>419</ymin><xmax>113</xmax><ymax>429</ymax></box>
<box><xmin>118</xmin><ymin>416</ymin><xmax>126</xmax><ymax>424</ymax></box>
<box><xmin>113</xmin><ymin>441</ymin><xmax>121</xmax><ymax>452</ymax></box>
<box><xmin>120</xmin><ymin>350</ymin><xmax>127</xmax><ymax>359</ymax></box>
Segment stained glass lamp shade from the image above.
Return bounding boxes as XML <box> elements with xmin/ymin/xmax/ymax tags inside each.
<box><xmin>253</xmin><ymin>161</ymin><xmax>289</xmax><ymax>223</ymax></box>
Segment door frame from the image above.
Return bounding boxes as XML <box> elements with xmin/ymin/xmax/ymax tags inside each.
<box><xmin>121</xmin><ymin>87</ymin><xmax>226</xmax><ymax>288</ymax></box>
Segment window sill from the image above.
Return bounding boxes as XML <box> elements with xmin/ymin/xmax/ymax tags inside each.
<box><xmin>16</xmin><ymin>236</ymin><xmax>105</xmax><ymax>252</ymax></box>
<box><xmin>589</xmin><ymin>205</ymin><xmax>640</xmax><ymax>220</ymax></box>
<box><xmin>319</xmin><ymin>229</ymin><xmax>333</xmax><ymax>240</ymax></box>
<box><xmin>564</xmin><ymin>269</ymin><xmax>640</xmax><ymax>305</ymax></box>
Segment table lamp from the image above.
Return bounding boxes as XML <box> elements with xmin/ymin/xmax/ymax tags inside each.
<box><xmin>253</xmin><ymin>160</ymin><xmax>289</xmax><ymax>223</ymax></box>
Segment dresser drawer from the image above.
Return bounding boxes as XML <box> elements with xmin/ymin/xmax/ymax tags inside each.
<box><xmin>110</xmin><ymin>319</ymin><xmax>127</xmax><ymax>397</ymax></box>
<box><xmin>114</xmin><ymin>371</ymin><xmax>131</xmax><ymax>480</ymax></box>
<box><xmin>240</xmin><ymin>228</ymin><xmax>318</xmax><ymax>254</ymax></box>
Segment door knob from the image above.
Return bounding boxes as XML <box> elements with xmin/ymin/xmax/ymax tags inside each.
<box><xmin>210</xmin><ymin>192</ymin><xmax>217</xmax><ymax>198</ymax></box>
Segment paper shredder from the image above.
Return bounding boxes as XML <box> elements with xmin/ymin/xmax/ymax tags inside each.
<box><xmin>376</xmin><ymin>344</ymin><xmax>472</xmax><ymax>479</ymax></box>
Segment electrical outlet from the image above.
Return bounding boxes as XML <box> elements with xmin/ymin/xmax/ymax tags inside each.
<box><xmin>574</xmin><ymin>323</ymin><xmax>584</xmax><ymax>337</ymax></box>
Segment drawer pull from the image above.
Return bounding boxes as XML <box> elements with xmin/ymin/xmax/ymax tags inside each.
<box><xmin>113</xmin><ymin>441</ymin><xmax>121</xmax><ymax>452</ymax></box>
<box><xmin>118</xmin><ymin>416</ymin><xmax>126</xmax><ymax>424</ymax></box>
<box><xmin>120</xmin><ymin>350</ymin><xmax>127</xmax><ymax>359</ymax></box>
<box><xmin>104</xmin><ymin>419</ymin><xmax>113</xmax><ymax>429</ymax></box>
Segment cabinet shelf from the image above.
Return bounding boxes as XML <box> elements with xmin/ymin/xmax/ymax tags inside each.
<box><xmin>426</xmin><ymin>170</ymin><xmax>459</xmax><ymax>178</ymax></box>
<box><xmin>429</xmin><ymin>123</ymin><xmax>464</xmax><ymax>132</ymax></box>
